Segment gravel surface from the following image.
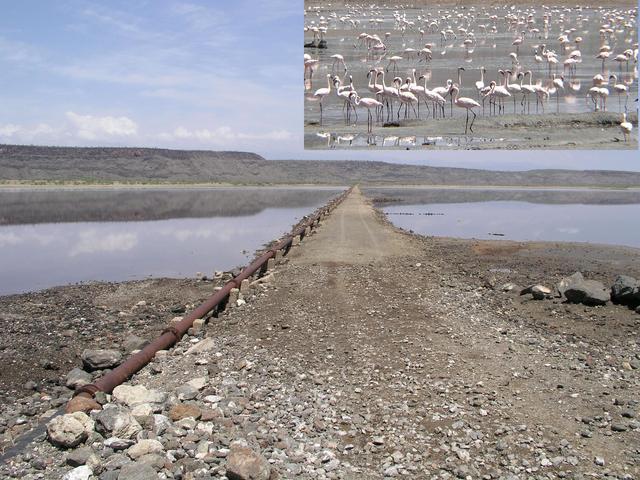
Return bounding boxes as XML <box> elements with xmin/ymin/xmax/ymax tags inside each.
<box><xmin>0</xmin><ymin>187</ymin><xmax>638</xmax><ymax>479</ymax></box>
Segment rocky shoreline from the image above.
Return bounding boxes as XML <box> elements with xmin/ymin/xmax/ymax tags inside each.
<box><xmin>0</xmin><ymin>199</ymin><xmax>639</xmax><ymax>479</ymax></box>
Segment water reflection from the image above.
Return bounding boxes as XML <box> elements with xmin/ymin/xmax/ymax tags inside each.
<box><xmin>0</xmin><ymin>188</ymin><xmax>341</xmax><ymax>295</ymax></box>
<box><xmin>367</xmin><ymin>187</ymin><xmax>640</xmax><ymax>248</ymax></box>
<box><xmin>307</xmin><ymin>132</ymin><xmax>510</xmax><ymax>148</ymax></box>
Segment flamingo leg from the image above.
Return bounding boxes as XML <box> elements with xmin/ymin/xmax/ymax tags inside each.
<box><xmin>469</xmin><ymin>109</ymin><xmax>477</xmax><ymax>132</ymax></box>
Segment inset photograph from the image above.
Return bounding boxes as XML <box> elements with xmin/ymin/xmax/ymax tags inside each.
<box><xmin>304</xmin><ymin>1</ymin><xmax>638</xmax><ymax>149</ymax></box>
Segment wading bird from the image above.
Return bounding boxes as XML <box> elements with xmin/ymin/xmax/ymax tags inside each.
<box><xmin>349</xmin><ymin>92</ymin><xmax>383</xmax><ymax>133</ymax></box>
<box><xmin>313</xmin><ymin>74</ymin><xmax>332</xmax><ymax>124</ymax></box>
<box><xmin>450</xmin><ymin>84</ymin><xmax>480</xmax><ymax>134</ymax></box>
<box><xmin>620</xmin><ymin>113</ymin><xmax>633</xmax><ymax>141</ymax></box>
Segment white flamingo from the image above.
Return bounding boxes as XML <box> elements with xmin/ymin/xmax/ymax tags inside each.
<box><xmin>620</xmin><ymin>113</ymin><xmax>633</xmax><ymax>142</ymax></box>
<box><xmin>312</xmin><ymin>74</ymin><xmax>332</xmax><ymax>124</ymax></box>
<box><xmin>552</xmin><ymin>73</ymin><xmax>564</xmax><ymax>112</ymax></box>
<box><xmin>451</xmin><ymin>84</ymin><xmax>480</xmax><ymax>134</ymax></box>
<box><xmin>475</xmin><ymin>66</ymin><xmax>486</xmax><ymax>100</ymax></box>
<box><xmin>377</xmin><ymin>70</ymin><xmax>399</xmax><ymax>122</ymax></box>
<box><xmin>349</xmin><ymin>92</ymin><xmax>383</xmax><ymax>133</ymax></box>
<box><xmin>609</xmin><ymin>74</ymin><xmax>629</xmax><ymax>112</ymax></box>
<box><xmin>330</xmin><ymin>54</ymin><xmax>347</xmax><ymax>72</ymax></box>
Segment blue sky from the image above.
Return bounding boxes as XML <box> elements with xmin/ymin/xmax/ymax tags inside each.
<box><xmin>0</xmin><ymin>0</ymin><xmax>638</xmax><ymax>171</ymax></box>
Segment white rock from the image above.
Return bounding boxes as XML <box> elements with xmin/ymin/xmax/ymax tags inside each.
<box><xmin>47</xmin><ymin>412</ymin><xmax>94</xmax><ymax>448</ymax></box>
<box><xmin>112</xmin><ymin>384</ymin><xmax>166</xmax><ymax>407</ymax></box>
<box><xmin>186</xmin><ymin>377</ymin><xmax>208</xmax><ymax>390</ymax></box>
<box><xmin>186</xmin><ymin>337</ymin><xmax>217</xmax><ymax>354</ymax></box>
<box><xmin>62</xmin><ymin>465</ymin><xmax>92</xmax><ymax>480</ymax></box>
<box><xmin>126</xmin><ymin>439</ymin><xmax>164</xmax><ymax>459</ymax></box>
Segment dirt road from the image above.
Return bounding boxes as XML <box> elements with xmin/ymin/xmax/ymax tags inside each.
<box><xmin>2</xmin><ymin>187</ymin><xmax>639</xmax><ymax>479</ymax></box>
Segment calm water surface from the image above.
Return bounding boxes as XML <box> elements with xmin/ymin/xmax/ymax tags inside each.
<box><xmin>368</xmin><ymin>187</ymin><xmax>640</xmax><ymax>248</ymax></box>
<box><xmin>0</xmin><ymin>187</ymin><xmax>342</xmax><ymax>295</ymax></box>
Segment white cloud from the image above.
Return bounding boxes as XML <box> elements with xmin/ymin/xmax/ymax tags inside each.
<box><xmin>70</xmin><ymin>231</ymin><xmax>138</xmax><ymax>256</ymax></box>
<box><xmin>66</xmin><ymin>111</ymin><xmax>138</xmax><ymax>139</ymax></box>
<box><xmin>0</xmin><ymin>122</ymin><xmax>58</xmax><ymax>142</ymax></box>
<box><xmin>169</xmin><ymin>125</ymin><xmax>291</xmax><ymax>143</ymax></box>
<box><xmin>0</xmin><ymin>124</ymin><xmax>21</xmax><ymax>137</ymax></box>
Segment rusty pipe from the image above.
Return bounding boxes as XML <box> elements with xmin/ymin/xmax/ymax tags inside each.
<box><xmin>69</xmin><ymin>187</ymin><xmax>352</xmax><ymax>411</ymax></box>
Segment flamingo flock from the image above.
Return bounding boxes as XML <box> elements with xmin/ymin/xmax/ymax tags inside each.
<box><xmin>304</xmin><ymin>2</ymin><xmax>637</xmax><ymax>142</ymax></box>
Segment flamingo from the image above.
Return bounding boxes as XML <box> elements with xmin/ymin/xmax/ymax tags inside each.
<box><xmin>552</xmin><ymin>73</ymin><xmax>564</xmax><ymax>112</ymax></box>
<box><xmin>303</xmin><ymin>54</ymin><xmax>319</xmax><ymax>82</ymax></box>
<box><xmin>330</xmin><ymin>54</ymin><xmax>347</xmax><ymax>72</ymax></box>
<box><xmin>333</xmin><ymin>76</ymin><xmax>357</xmax><ymax>122</ymax></box>
<box><xmin>386</xmin><ymin>55</ymin><xmax>403</xmax><ymax>72</ymax></box>
<box><xmin>475</xmin><ymin>67</ymin><xmax>486</xmax><ymax>100</ymax></box>
<box><xmin>521</xmin><ymin>71</ymin><xmax>537</xmax><ymax>113</ymax></box>
<box><xmin>313</xmin><ymin>74</ymin><xmax>332</xmax><ymax>124</ymax></box>
<box><xmin>505</xmin><ymin>70</ymin><xmax>522</xmax><ymax>113</ymax></box>
<box><xmin>620</xmin><ymin>113</ymin><xmax>633</xmax><ymax>142</ymax></box>
<box><xmin>491</xmin><ymin>70</ymin><xmax>511</xmax><ymax>115</ymax></box>
<box><xmin>395</xmin><ymin>78</ymin><xmax>419</xmax><ymax>120</ymax></box>
<box><xmin>377</xmin><ymin>71</ymin><xmax>399</xmax><ymax>122</ymax></box>
<box><xmin>349</xmin><ymin>93</ymin><xmax>383</xmax><ymax>133</ymax></box>
<box><xmin>418</xmin><ymin>74</ymin><xmax>446</xmax><ymax>119</ymax></box>
<box><xmin>450</xmin><ymin>84</ymin><xmax>480</xmax><ymax>134</ymax></box>
<box><xmin>609</xmin><ymin>74</ymin><xmax>629</xmax><ymax>112</ymax></box>
<box><xmin>596</xmin><ymin>50</ymin><xmax>610</xmax><ymax>73</ymax></box>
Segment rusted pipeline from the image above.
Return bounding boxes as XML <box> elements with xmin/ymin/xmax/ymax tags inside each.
<box><xmin>68</xmin><ymin>187</ymin><xmax>352</xmax><ymax>412</ymax></box>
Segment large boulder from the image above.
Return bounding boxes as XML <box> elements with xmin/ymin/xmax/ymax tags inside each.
<box><xmin>558</xmin><ymin>272</ymin><xmax>610</xmax><ymax>306</ymax></box>
<box><xmin>226</xmin><ymin>441</ymin><xmax>271</xmax><ymax>480</ymax></box>
<box><xmin>611</xmin><ymin>275</ymin><xmax>640</xmax><ymax>308</ymax></box>
<box><xmin>81</xmin><ymin>349</ymin><xmax>122</xmax><ymax>371</ymax></box>
<box><xmin>95</xmin><ymin>406</ymin><xmax>142</xmax><ymax>439</ymax></box>
<box><xmin>47</xmin><ymin>412</ymin><xmax>95</xmax><ymax>448</ymax></box>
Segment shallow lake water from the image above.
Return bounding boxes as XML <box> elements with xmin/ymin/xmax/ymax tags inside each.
<box><xmin>0</xmin><ymin>187</ymin><xmax>342</xmax><ymax>295</ymax></box>
<box><xmin>366</xmin><ymin>187</ymin><xmax>640</xmax><ymax>248</ymax></box>
<box><xmin>304</xmin><ymin>3</ymin><xmax>638</xmax><ymax>147</ymax></box>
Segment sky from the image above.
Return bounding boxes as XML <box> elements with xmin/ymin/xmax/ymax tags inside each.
<box><xmin>0</xmin><ymin>0</ymin><xmax>638</xmax><ymax>171</ymax></box>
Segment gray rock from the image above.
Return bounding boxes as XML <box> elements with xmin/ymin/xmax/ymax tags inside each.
<box><xmin>95</xmin><ymin>406</ymin><xmax>142</xmax><ymax>439</ymax></box>
<box><xmin>611</xmin><ymin>275</ymin><xmax>640</xmax><ymax>308</ymax></box>
<box><xmin>117</xmin><ymin>462</ymin><xmax>158</xmax><ymax>480</ymax></box>
<box><xmin>104</xmin><ymin>437</ymin><xmax>135</xmax><ymax>450</ymax></box>
<box><xmin>123</xmin><ymin>335</ymin><xmax>148</xmax><ymax>353</ymax></box>
<box><xmin>558</xmin><ymin>272</ymin><xmax>610</xmax><ymax>306</ymax></box>
<box><xmin>66</xmin><ymin>446</ymin><xmax>93</xmax><ymax>466</ymax></box>
<box><xmin>176</xmin><ymin>384</ymin><xmax>199</xmax><ymax>401</ymax></box>
<box><xmin>47</xmin><ymin>412</ymin><xmax>94</xmax><ymax>448</ymax></box>
<box><xmin>66</xmin><ymin>368</ymin><xmax>93</xmax><ymax>390</ymax></box>
<box><xmin>226</xmin><ymin>441</ymin><xmax>270</xmax><ymax>480</ymax></box>
<box><xmin>81</xmin><ymin>349</ymin><xmax>122</xmax><ymax>371</ymax></box>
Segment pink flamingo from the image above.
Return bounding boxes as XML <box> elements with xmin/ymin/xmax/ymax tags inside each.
<box><xmin>349</xmin><ymin>93</ymin><xmax>383</xmax><ymax>133</ymax></box>
<box><xmin>450</xmin><ymin>84</ymin><xmax>480</xmax><ymax>134</ymax></box>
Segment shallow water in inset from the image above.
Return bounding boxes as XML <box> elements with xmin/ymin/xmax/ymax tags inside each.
<box><xmin>367</xmin><ymin>187</ymin><xmax>640</xmax><ymax>248</ymax></box>
<box><xmin>0</xmin><ymin>187</ymin><xmax>342</xmax><ymax>295</ymax></box>
<box><xmin>304</xmin><ymin>3</ymin><xmax>638</xmax><ymax>147</ymax></box>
